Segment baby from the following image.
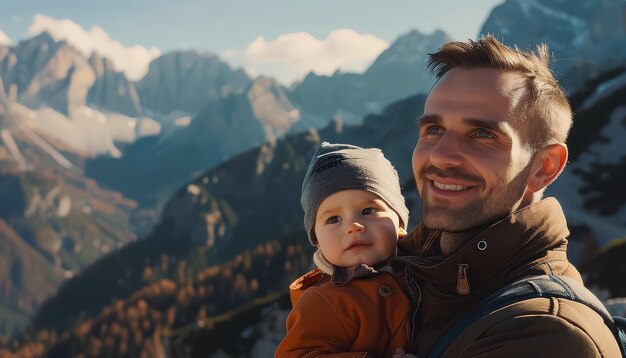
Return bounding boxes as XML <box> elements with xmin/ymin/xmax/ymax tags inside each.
<box><xmin>276</xmin><ymin>142</ymin><xmax>416</xmax><ymax>357</ymax></box>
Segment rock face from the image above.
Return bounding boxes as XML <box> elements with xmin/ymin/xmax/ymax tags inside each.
<box><xmin>136</xmin><ymin>50</ymin><xmax>251</xmax><ymax>116</ymax></box>
<box><xmin>81</xmin><ymin>28</ymin><xmax>455</xmax><ymax>208</ymax></box>
<box><xmin>289</xmin><ymin>29</ymin><xmax>451</xmax><ymax>120</ymax></box>
<box><xmin>87</xmin><ymin>52</ymin><xmax>142</xmax><ymax>117</ymax></box>
<box><xmin>0</xmin><ymin>34</ymin><xmax>162</xmax><ymax>160</ymax></box>
<box><xmin>360</xmin><ymin>29</ymin><xmax>450</xmax><ymax>107</ymax></box>
<box><xmin>480</xmin><ymin>0</ymin><xmax>626</xmax><ymax>89</ymax></box>
<box><xmin>0</xmin><ymin>32</ymin><xmax>95</xmax><ymax>116</ymax></box>
<box><xmin>85</xmin><ymin>77</ymin><xmax>302</xmax><ymax>207</ymax></box>
<box><xmin>248</xmin><ymin>77</ymin><xmax>301</xmax><ymax>143</ymax></box>
<box><xmin>0</xmin><ymin>97</ymin><xmax>139</xmax><ymax>335</ymax></box>
<box><xmin>0</xmin><ymin>218</ymin><xmax>63</xmax><ymax>336</ymax></box>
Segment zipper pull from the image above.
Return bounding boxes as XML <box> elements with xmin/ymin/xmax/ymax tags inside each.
<box><xmin>457</xmin><ymin>264</ymin><xmax>470</xmax><ymax>295</ymax></box>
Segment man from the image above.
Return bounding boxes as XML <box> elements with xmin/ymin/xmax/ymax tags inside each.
<box><xmin>392</xmin><ymin>35</ymin><xmax>622</xmax><ymax>357</ymax></box>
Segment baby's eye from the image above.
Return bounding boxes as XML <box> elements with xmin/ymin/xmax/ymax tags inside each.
<box><xmin>325</xmin><ymin>216</ymin><xmax>341</xmax><ymax>224</ymax></box>
<box><xmin>362</xmin><ymin>207</ymin><xmax>378</xmax><ymax>215</ymax></box>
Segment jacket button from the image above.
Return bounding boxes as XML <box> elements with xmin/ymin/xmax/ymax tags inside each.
<box><xmin>379</xmin><ymin>284</ymin><xmax>393</xmax><ymax>297</ymax></box>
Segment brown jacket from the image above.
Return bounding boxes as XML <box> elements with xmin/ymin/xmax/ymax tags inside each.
<box><xmin>275</xmin><ymin>265</ymin><xmax>413</xmax><ymax>358</ymax></box>
<box><xmin>391</xmin><ymin>198</ymin><xmax>621</xmax><ymax>357</ymax></box>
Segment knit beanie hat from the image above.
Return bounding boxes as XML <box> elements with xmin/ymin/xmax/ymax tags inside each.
<box><xmin>301</xmin><ymin>142</ymin><xmax>409</xmax><ymax>246</ymax></box>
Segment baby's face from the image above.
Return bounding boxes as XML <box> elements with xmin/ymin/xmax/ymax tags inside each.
<box><xmin>314</xmin><ymin>189</ymin><xmax>402</xmax><ymax>267</ymax></box>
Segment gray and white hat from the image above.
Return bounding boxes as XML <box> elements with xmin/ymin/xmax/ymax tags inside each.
<box><xmin>301</xmin><ymin>142</ymin><xmax>409</xmax><ymax>245</ymax></box>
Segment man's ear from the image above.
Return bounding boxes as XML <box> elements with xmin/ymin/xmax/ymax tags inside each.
<box><xmin>398</xmin><ymin>227</ymin><xmax>408</xmax><ymax>238</ymax></box>
<box><xmin>527</xmin><ymin>143</ymin><xmax>568</xmax><ymax>193</ymax></box>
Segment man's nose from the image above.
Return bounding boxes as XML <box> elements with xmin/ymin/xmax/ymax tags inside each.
<box><xmin>346</xmin><ymin>221</ymin><xmax>365</xmax><ymax>234</ymax></box>
<box><xmin>430</xmin><ymin>133</ymin><xmax>464</xmax><ymax>168</ymax></box>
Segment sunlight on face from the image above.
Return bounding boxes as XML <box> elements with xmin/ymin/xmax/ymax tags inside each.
<box><xmin>413</xmin><ymin>69</ymin><xmax>536</xmax><ymax>231</ymax></box>
<box><xmin>314</xmin><ymin>190</ymin><xmax>402</xmax><ymax>267</ymax></box>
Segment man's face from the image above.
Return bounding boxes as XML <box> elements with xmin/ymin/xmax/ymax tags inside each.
<box><xmin>412</xmin><ymin>68</ymin><xmax>536</xmax><ymax>232</ymax></box>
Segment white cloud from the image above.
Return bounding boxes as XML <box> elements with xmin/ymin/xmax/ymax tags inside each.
<box><xmin>220</xmin><ymin>49</ymin><xmax>238</xmax><ymax>60</ymax></box>
<box><xmin>27</xmin><ymin>14</ymin><xmax>160</xmax><ymax>81</ymax></box>
<box><xmin>244</xmin><ymin>29</ymin><xmax>389</xmax><ymax>85</ymax></box>
<box><xmin>0</xmin><ymin>31</ymin><xmax>11</xmax><ymax>45</ymax></box>
<box><xmin>220</xmin><ymin>49</ymin><xmax>259</xmax><ymax>79</ymax></box>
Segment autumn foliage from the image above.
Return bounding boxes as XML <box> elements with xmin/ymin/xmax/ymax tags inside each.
<box><xmin>0</xmin><ymin>234</ymin><xmax>312</xmax><ymax>357</ymax></box>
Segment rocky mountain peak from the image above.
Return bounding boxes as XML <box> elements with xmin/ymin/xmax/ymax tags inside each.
<box><xmin>480</xmin><ymin>0</ymin><xmax>626</xmax><ymax>89</ymax></box>
<box><xmin>88</xmin><ymin>52</ymin><xmax>116</xmax><ymax>76</ymax></box>
<box><xmin>248</xmin><ymin>77</ymin><xmax>300</xmax><ymax>140</ymax></box>
<box><xmin>289</xmin><ymin>28</ymin><xmax>451</xmax><ymax>121</ymax></box>
<box><xmin>136</xmin><ymin>50</ymin><xmax>251</xmax><ymax>116</ymax></box>
<box><xmin>366</xmin><ymin>28</ymin><xmax>451</xmax><ymax>76</ymax></box>
<box><xmin>0</xmin><ymin>31</ymin><xmax>96</xmax><ymax>116</ymax></box>
<box><xmin>87</xmin><ymin>51</ymin><xmax>142</xmax><ymax>116</ymax></box>
<box><xmin>378</xmin><ymin>28</ymin><xmax>448</xmax><ymax>58</ymax></box>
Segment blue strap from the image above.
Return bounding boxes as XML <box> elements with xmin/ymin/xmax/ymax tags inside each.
<box><xmin>614</xmin><ymin>316</ymin><xmax>626</xmax><ymax>356</ymax></box>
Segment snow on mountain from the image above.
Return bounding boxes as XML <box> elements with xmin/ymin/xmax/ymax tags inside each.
<box><xmin>135</xmin><ymin>116</ymin><xmax>161</xmax><ymax>137</ymax></box>
<box><xmin>517</xmin><ymin>0</ymin><xmax>588</xmax><ymax>41</ymax></box>
<box><xmin>0</xmin><ymin>129</ymin><xmax>29</xmax><ymax>170</ymax></box>
<box><xmin>547</xmin><ymin>77</ymin><xmax>626</xmax><ymax>246</ymax></box>
<box><xmin>481</xmin><ymin>0</ymin><xmax>626</xmax><ymax>89</ymax></box>
<box><xmin>12</xmin><ymin>103</ymin><xmax>160</xmax><ymax>158</ymax></box>
<box><xmin>580</xmin><ymin>71</ymin><xmax>626</xmax><ymax>111</ymax></box>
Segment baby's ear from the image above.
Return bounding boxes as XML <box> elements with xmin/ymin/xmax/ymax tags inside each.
<box><xmin>398</xmin><ymin>227</ymin><xmax>408</xmax><ymax>238</ymax></box>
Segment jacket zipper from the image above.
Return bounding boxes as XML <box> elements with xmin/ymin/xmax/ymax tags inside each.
<box><xmin>457</xmin><ymin>263</ymin><xmax>470</xmax><ymax>295</ymax></box>
<box><xmin>403</xmin><ymin>266</ymin><xmax>422</xmax><ymax>353</ymax></box>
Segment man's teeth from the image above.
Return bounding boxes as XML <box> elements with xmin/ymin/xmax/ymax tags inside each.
<box><xmin>433</xmin><ymin>181</ymin><xmax>468</xmax><ymax>191</ymax></box>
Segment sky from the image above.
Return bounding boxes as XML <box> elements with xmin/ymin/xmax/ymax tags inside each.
<box><xmin>0</xmin><ymin>0</ymin><xmax>504</xmax><ymax>84</ymax></box>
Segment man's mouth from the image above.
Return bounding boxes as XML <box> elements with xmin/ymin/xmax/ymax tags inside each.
<box><xmin>433</xmin><ymin>180</ymin><xmax>469</xmax><ymax>191</ymax></box>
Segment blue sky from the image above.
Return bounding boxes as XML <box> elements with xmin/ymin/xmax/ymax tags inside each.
<box><xmin>0</xmin><ymin>0</ymin><xmax>504</xmax><ymax>84</ymax></box>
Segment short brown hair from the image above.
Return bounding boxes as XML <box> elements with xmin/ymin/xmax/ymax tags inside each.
<box><xmin>427</xmin><ymin>35</ymin><xmax>572</xmax><ymax>150</ymax></box>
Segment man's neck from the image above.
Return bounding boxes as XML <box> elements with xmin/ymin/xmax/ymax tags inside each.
<box><xmin>439</xmin><ymin>228</ymin><xmax>484</xmax><ymax>256</ymax></box>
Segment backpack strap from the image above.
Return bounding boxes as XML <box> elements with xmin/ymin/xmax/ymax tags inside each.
<box><xmin>428</xmin><ymin>275</ymin><xmax>624</xmax><ymax>357</ymax></box>
<box><xmin>614</xmin><ymin>316</ymin><xmax>626</xmax><ymax>356</ymax></box>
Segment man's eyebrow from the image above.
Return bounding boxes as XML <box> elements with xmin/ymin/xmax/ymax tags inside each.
<box><xmin>464</xmin><ymin>118</ymin><xmax>505</xmax><ymax>132</ymax></box>
<box><xmin>417</xmin><ymin>114</ymin><xmax>441</xmax><ymax>127</ymax></box>
<box><xmin>416</xmin><ymin>115</ymin><xmax>512</xmax><ymax>138</ymax></box>
<box><xmin>465</xmin><ymin>118</ymin><xmax>514</xmax><ymax>142</ymax></box>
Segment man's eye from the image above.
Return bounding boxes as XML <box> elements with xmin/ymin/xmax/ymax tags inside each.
<box><xmin>426</xmin><ymin>126</ymin><xmax>444</xmax><ymax>135</ymax></box>
<box><xmin>362</xmin><ymin>207</ymin><xmax>378</xmax><ymax>215</ymax></box>
<box><xmin>325</xmin><ymin>216</ymin><xmax>341</xmax><ymax>224</ymax></box>
<box><xmin>473</xmin><ymin>130</ymin><xmax>494</xmax><ymax>139</ymax></box>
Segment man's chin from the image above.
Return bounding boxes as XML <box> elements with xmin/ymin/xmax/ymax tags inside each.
<box><xmin>421</xmin><ymin>208</ymin><xmax>477</xmax><ymax>232</ymax></box>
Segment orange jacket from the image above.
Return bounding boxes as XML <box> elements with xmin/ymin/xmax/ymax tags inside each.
<box><xmin>275</xmin><ymin>265</ymin><xmax>413</xmax><ymax>358</ymax></box>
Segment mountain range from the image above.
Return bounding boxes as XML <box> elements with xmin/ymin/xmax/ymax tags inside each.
<box><xmin>0</xmin><ymin>25</ymin><xmax>450</xmax><ymax>336</ymax></box>
<box><xmin>6</xmin><ymin>62</ymin><xmax>626</xmax><ymax>355</ymax></box>
<box><xmin>481</xmin><ymin>0</ymin><xmax>626</xmax><ymax>91</ymax></box>
<box><xmin>84</xmin><ymin>28</ymin><xmax>450</xmax><ymax>207</ymax></box>
<box><xmin>0</xmin><ymin>0</ymin><xmax>625</xmax><ymax>352</ymax></box>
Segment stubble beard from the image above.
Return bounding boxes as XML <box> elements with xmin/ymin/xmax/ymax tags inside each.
<box><xmin>419</xmin><ymin>167</ymin><xmax>531</xmax><ymax>233</ymax></box>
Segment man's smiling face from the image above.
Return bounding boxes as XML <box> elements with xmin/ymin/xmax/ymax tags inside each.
<box><xmin>412</xmin><ymin>68</ymin><xmax>536</xmax><ymax>232</ymax></box>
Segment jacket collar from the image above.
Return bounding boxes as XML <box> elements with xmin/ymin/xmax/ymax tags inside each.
<box><xmin>290</xmin><ymin>262</ymin><xmax>384</xmax><ymax>289</ymax></box>
<box><xmin>392</xmin><ymin>198</ymin><xmax>570</xmax><ymax>300</ymax></box>
<box><xmin>331</xmin><ymin>262</ymin><xmax>387</xmax><ymax>286</ymax></box>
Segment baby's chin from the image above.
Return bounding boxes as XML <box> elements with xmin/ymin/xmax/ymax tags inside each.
<box><xmin>340</xmin><ymin>255</ymin><xmax>392</xmax><ymax>268</ymax></box>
